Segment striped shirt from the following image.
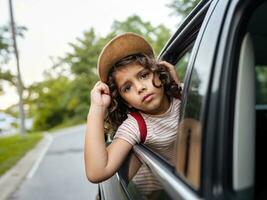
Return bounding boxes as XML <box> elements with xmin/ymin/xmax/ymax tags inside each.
<box><xmin>114</xmin><ymin>97</ymin><xmax>180</xmax><ymax>195</ymax></box>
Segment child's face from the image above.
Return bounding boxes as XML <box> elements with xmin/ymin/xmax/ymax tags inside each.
<box><xmin>114</xmin><ymin>64</ymin><xmax>170</xmax><ymax>115</ymax></box>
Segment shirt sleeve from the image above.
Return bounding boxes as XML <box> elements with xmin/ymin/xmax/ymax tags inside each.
<box><xmin>113</xmin><ymin>115</ymin><xmax>141</xmax><ymax>145</ymax></box>
<box><xmin>173</xmin><ymin>97</ymin><xmax>181</xmax><ymax>110</ymax></box>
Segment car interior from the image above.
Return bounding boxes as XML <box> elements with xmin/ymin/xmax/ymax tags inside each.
<box><xmin>245</xmin><ymin>1</ymin><xmax>267</xmax><ymax>198</ymax></box>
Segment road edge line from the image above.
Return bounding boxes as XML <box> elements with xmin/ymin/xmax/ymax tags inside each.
<box><xmin>26</xmin><ymin>134</ymin><xmax>53</xmax><ymax>179</ymax></box>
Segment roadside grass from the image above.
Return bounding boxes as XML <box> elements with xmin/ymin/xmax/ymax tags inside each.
<box><xmin>0</xmin><ymin>133</ymin><xmax>43</xmax><ymax>177</ymax></box>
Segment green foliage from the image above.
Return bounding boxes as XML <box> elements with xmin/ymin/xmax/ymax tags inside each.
<box><xmin>0</xmin><ymin>69</ymin><xmax>15</xmax><ymax>93</ymax></box>
<box><xmin>0</xmin><ymin>26</ymin><xmax>13</xmax><ymax>93</ymax></box>
<box><xmin>167</xmin><ymin>0</ymin><xmax>201</xmax><ymax>18</ymax></box>
<box><xmin>110</xmin><ymin>15</ymin><xmax>171</xmax><ymax>55</ymax></box>
<box><xmin>0</xmin><ymin>26</ymin><xmax>11</xmax><ymax>64</ymax></box>
<box><xmin>62</xmin><ymin>28</ymin><xmax>112</xmax><ymax>76</ymax></box>
<box><xmin>0</xmin><ymin>25</ymin><xmax>27</xmax><ymax>93</ymax></box>
<box><xmin>62</xmin><ymin>15</ymin><xmax>171</xmax><ymax>78</ymax></box>
<box><xmin>26</xmin><ymin>76</ymin><xmax>71</xmax><ymax>130</ymax></box>
<box><xmin>256</xmin><ymin>66</ymin><xmax>267</xmax><ymax>104</ymax></box>
<box><xmin>175</xmin><ymin>51</ymin><xmax>192</xmax><ymax>81</ymax></box>
<box><xmin>0</xmin><ymin>25</ymin><xmax>27</xmax><ymax>65</ymax></box>
<box><xmin>64</xmin><ymin>73</ymin><xmax>97</xmax><ymax>119</ymax></box>
<box><xmin>26</xmin><ymin>73</ymin><xmax>97</xmax><ymax>130</ymax></box>
<box><xmin>0</xmin><ymin>133</ymin><xmax>42</xmax><ymax>176</ymax></box>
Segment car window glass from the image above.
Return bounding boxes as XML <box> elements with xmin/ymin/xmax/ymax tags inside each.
<box><xmin>170</xmin><ymin>49</ymin><xmax>203</xmax><ymax>191</ymax></box>
<box><xmin>246</xmin><ymin>2</ymin><xmax>267</xmax><ymax>197</ymax></box>
<box><xmin>255</xmin><ymin>66</ymin><xmax>267</xmax><ymax>104</ymax></box>
<box><xmin>175</xmin><ymin>65</ymin><xmax>202</xmax><ymax>189</ymax></box>
<box><xmin>174</xmin><ymin>34</ymin><xmax>217</xmax><ymax>190</ymax></box>
<box><xmin>175</xmin><ymin>51</ymin><xmax>192</xmax><ymax>82</ymax></box>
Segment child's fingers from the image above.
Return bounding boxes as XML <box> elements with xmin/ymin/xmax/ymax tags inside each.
<box><xmin>159</xmin><ymin>61</ymin><xmax>181</xmax><ymax>84</ymax></box>
<box><xmin>101</xmin><ymin>84</ymin><xmax>110</xmax><ymax>95</ymax></box>
<box><xmin>93</xmin><ymin>81</ymin><xmax>110</xmax><ymax>95</ymax></box>
<box><xmin>159</xmin><ymin>61</ymin><xmax>175</xmax><ymax>71</ymax></box>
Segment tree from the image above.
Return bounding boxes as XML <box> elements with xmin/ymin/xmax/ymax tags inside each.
<box><xmin>0</xmin><ymin>69</ymin><xmax>15</xmax><ymax>94</ymax></box>
<box><xmin>256</xmin><ymin>67</ymin><xmax>267</xmax><ymax>104</ymax></box>
<box><xmin>9</xmin><ymin>0</ymin><xmax>26</xmax><ymax>134</ymax></box>
<box><xmin>0</xmin><ymin>26</ymin><xmax>13</xmax><ymax>94</ymax></box>
<box><xmin>0</xmin><ymin>26</ymin><xmax>10</xmax><ymax>64</ymax></box>
<box><xmin>26</xmin><ymin>75</ymin><xmax>71</xmax><ymax>130</ymax></box>
<box><xmin>61</xmin><ymin>15</ymin><xmax>171</xmax><ymax>77</ymax></box>
<box><xmin>62</xmin><ymin>28</ymin><xmax>111</xmax><ymax>76</ymax></box>
<box><xmin>110</xmin><ymin>15</ymin><xmax>171</xmax><ymax>55</ymax></box>
<box><xmin>64</xmin><ymin>73</ymin><xmax>97</xmax><ymax>120</ymax></box>
<box><xmin>167</xmin><ymin>0</ymin><xmax>201</xmax><ymax>18</ymax></box>
<box><xmin>0</xmin><ymin>25</ymin><xmax>27</xmax><ymax>95</ymax></box>
<box><xmin>0</xmin><ymin>25</ymin><xmax>26</xmax><ymax>63</ymax></box>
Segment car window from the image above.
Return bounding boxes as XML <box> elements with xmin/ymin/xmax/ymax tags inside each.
<box><xmin>175</xmin><ymin>62</ymin><xmax>202</xmax><ymax>189</ymax></box>
<box><xmin>255</xmin><ymin>67</ymin><xmax>267</xmax><ymax>105</ymax></box>
<box><xmin>175</xmin><ymin>51</ymin><xmax>192</xmax><ymax>82</ymax></box>
<box><xmin>246</xmin><ymin>2</ymin><xmax>267</xmax><ymax>198</ymax></box>
<box><xmin>226</xmin><ymin>1</ymin><xmax>267</xmax><ymax>198</ymax></box>
<box><xmin>255</xmin><ymin>65</ymin><xmax>267</xmax><ymax>199</ymax></box>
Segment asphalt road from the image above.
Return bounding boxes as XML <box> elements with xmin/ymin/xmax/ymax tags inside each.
<box><xmin>9</xmin><ymin>125</ymin><xmax>98</xmax><ymax>200</ymax></box>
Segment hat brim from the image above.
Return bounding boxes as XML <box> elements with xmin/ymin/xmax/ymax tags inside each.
<box><xmin>97</xmin><ymin>32</ymin><xmax>154</xmax><ymax>83</ymax></box>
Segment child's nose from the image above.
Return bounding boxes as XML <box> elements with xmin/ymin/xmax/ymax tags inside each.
<box><xmin>137</xmin><ymin>83</ymin><xmax>146</xmax><ymax>94</ymax></box>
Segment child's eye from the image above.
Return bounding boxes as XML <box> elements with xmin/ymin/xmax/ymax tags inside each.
<box><xmin>122</xmin><ymin>85</ymin><xmax>131</xmax><ymax>93</ymax></box>
<box><xmin>140</xmin><ymin>71</ymin><xmax>150</xmax><ymax>79</ymax></box>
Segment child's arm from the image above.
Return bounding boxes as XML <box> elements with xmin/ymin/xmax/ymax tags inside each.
<box><xmin>159</xmin><ymin>61</ymin><xmax>180</xmax><ymax>85</ymax></box>
<box><xmin>84</xmin><ymin>81</ymin><xmax>133</xmax><ymax>183</ymax></box>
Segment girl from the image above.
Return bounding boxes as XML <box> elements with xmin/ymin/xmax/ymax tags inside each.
<box><xmin>84</xmin><ymin>32</ymin><xmax>181</xmax><ymax>197</ymax></box>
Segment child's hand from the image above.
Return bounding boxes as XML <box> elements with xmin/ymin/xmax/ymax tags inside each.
<box><xmin>90</xmin><ymin>81</ymin><xmax>111</xmax><ymax>109</ymax></box>
<box><xmin>159</xmin><ymin>61</ymin><xmax>180</xmax><ymax>84</ymax></box>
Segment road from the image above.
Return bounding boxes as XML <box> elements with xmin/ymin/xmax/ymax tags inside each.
<box><xmin>10</xmin><ymin>125</ymin><xmax>98</xmax><ymax>200</ymax></box>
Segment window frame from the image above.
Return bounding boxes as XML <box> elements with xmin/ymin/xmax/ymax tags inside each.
<box><xmin>195</xmin><ymin>0</ymin><xmax>259</xmax><ymax>199</ymax></box>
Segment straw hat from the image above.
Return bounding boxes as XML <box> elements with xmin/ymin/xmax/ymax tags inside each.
<box><xmin>97</xmin><ymin>32</ymin><xmax>154</xmax><ymax>83</ymax></box>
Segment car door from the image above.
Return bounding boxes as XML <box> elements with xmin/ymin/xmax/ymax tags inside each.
<box><xmin>172</xmin><ymin>0</ymin><xmax>266</xmax><ymax>199</ymax></box>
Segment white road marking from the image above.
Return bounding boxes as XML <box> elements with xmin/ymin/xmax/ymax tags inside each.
<box><xmin>26</xmin><ymin>134</ymin><xmax>53</xmax><ymax>179</ymax></box>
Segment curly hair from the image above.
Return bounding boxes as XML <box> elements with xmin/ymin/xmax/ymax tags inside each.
<box><xmin>105</xmin><ymin>53</ymin><xmax>181</xmax><ymax>135</ymax></box>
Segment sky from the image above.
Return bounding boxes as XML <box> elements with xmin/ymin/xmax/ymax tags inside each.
<box><xmin>0</xmin><ymin>0</ymin><xmax>180</xmax><ymax>109</ymax></box>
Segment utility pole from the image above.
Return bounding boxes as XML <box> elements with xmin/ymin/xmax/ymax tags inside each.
<box><xmin>8</xmin><ymin>0</ymin><xmax>26</xmax><ymax>134</ymax></box>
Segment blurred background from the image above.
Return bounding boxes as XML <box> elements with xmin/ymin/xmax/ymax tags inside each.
<box><xmin>0</xmin><ymin>0</ymin><xmax>199</xmax><ymax>199</ymax></box>
<box><xmin>0</xmin><ymin>0</ymin><xmax>200</xmax><ymax>134</ymax></box>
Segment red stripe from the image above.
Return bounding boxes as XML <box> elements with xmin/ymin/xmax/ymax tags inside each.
<box><xmin>129</xmin><ymin>112</ymin><xmax>147</xmax><ymax>143</ymax></box>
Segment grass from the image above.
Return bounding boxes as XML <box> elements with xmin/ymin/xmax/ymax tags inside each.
<box><xmin>0</xmin><ymin>133</ymin><xmax>43</xmax><ymax>177</ymax></box>
<box><xmin>0</xmin><ymin>118</ymin><xmax>83</xmax><ymax>177</ymax></box>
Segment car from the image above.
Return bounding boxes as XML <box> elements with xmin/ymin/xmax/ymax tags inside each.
<box><xmin>98</xmin><ymin>0</ymin><xmax>267</xmax><ymax>199</ymax></box>
<box><xmin>0</xmin><ymin>112</ymin><xmax>17</xmax><ymax>135</ymax></box>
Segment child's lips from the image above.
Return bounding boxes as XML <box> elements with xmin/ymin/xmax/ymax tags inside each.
<box><xmin>142</xmin><ymin>93</ymin><xmax>154</xmax><ymax>102</ymax></box>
